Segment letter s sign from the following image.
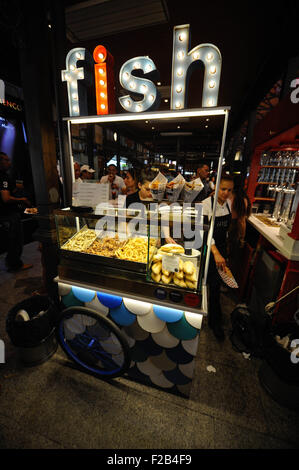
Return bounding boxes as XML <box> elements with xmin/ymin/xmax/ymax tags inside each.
<box><xmin>290</xmin><ymin>78</ymin><xmax>299</xmax><ymax>104</ymax></box>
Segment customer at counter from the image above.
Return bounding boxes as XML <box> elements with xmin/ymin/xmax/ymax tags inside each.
<box><xmin>125</xmin><ymin>169</ymin><xmax>156</xmax><ymax>207</ymax></box>
<box><xmin>80</xmin><ymin>165</ymin><xmax>95</xmax><ymax>180</ymax></box>
<box><xmin>100</xmin><ymin>164</ymin><xmax>126</xmax><ymax>199</ymax></box>
<box><xmin>202</xmin><ymin>173</ymin><xmax>234</xmax><ymax>340</ymax></box>
<box><xmin>125</xmin><ymin>169</ymin><xmax>176</xmax><ymax>244</ymax></box>
<box><xmin>121</xmin><ymin>168</ymin><xmax>139</xmax><ymax>196</ymax></box>
<box><xmin>0</xmin><ymin>152</ymin><xmax>33</xmax><ymax>272</ymax></box>
<box><xmin>194</xmin><ymin>162</ymin><xmax>212</xmax><ymax>202</ymax></box>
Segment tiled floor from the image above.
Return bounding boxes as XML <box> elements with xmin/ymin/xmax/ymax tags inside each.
<box><xmin>0</xmin><ymin>242</ymin><xmax>298</xmax><ymax>449</ymax></box>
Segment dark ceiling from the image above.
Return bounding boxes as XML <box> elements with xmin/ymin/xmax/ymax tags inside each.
<box><xmin>62</xmin><ymin>0</ymin><xmax>299</xmax><ymax>132</ymax></box>
<box><xmin>1</xmin><ymin>0</ymin><xmax>298</xmax><ymax>162</ymax></box>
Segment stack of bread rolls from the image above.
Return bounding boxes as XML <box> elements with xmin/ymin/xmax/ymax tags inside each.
<box><xmin>151</xmin><ymin>245</ymin><xmax>197</xmax><ymax>289</ymax></box>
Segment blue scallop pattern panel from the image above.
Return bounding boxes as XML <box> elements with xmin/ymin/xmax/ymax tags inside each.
<box><xmin>109</xmin><ymin>303</ymin><xmax>136</xmax><ymax>326</ymax></box>
<box><xmin>97</xmin><ymin>292</ymin><xmax>122</xmax><ymax>309</ymax></box>
<box><xmin>72</xmin><ymin>286</ymin><xmax>96</xmax><ymax>303</ymax></box>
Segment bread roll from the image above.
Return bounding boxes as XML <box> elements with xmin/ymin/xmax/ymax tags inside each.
<box><xmin>152</xmin><ymin>261</ymin><xmax>162</xmax><ymax>275</ymax></box>
<box><xmin>160</xmin><ymin>244</ymin><xmax>184</xmax><ymax>254</ymax></box>
<box><xmin>173</xmin><ymin>276</ymin><xmax>181</xmax><ymax>287</ymax></box>
<box><xmin>162</xmin><ymin>274</ymin><xmax>172</xmax><ymax>285</ymax></box>
<box><xmin>162</xmin><ymin>268</ymin><xmax>171</xmax><ymax>277</ymax></box>
<box><xmin>151</xmin><ymin>272</ymin><xmax>161</xmax><ymax>283</ymax></box>
<box><xmin>185</xmin><ymin>272</ymin><xmax>197</xmax><ymax>282</ymax></box>
<box><xmin>186</xmin><ymin>280</ymin><xmax>197</xmax><ymax>289</ymax></box>
<box><xmin>174</xmin><ymin>270</ymin><xmax>184</xmax><ymax>280</ymax></box>
<box><xmin>183</xmin><ymin>261</ymin><xmax>195</xmax><ymax>275</ymax></box>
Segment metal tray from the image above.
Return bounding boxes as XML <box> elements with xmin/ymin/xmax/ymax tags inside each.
<box><xmin>60</xmin><ymin>229</ymin><xmax>154</xmax><ymax>273</ymax></box>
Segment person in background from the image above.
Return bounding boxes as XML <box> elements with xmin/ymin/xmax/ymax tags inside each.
<box><xmin>121</xmin><ymin>168</ymin><xmax>139</xmax><ymax>196</ymax></box>
<box><xmin>74</xmin><ymin>162</ymin><xmax>82</xmax><ymax>182</ymax></box>
<box><xmin>202</xmin><ymin>173</ymin><xmax>234</xmax><ymax>340</ymax></box>
<box><xmin>99</xmin><ymin>164</ymin><xmax>126</xmax><ymax>199</ymax></box>
<box><xmin>0</xmin><ymin>152</ymin><xmax>33</xmax><ymax>272</ymax></box>
<box><xmin>125</xmin><ymin>170</ymin><xmax>176</xmax><ymax>244</ymax></box>
<box><xmin>194</xmin><ymin>162</ymin><xmax>211</xmax><ymax>202</ymax></box>
<box><xmin>227</xmin><ymin>183</ymin><xmax>251</xmax><ymax>275</ymax></box>
<box><xmin>209</xmin><ymin>174</ymin><xmax>216</xmax><ymax>192</ymax></box>
<box><xmin>80</xmin><ymin>165</ymin><xmax>95</xmax><ymax>181</ymax></box>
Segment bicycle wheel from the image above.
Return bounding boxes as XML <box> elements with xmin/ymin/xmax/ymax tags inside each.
<box><xmin>57</xmin><ymin>306</ymin><xmax>131</xmax><ymax>378</ymax></box>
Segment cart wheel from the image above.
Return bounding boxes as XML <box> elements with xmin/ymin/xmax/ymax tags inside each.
<box><xmin>57</xmin><ymin>306</ymin><xmax>131</xmax><ymax>378</ymax></box>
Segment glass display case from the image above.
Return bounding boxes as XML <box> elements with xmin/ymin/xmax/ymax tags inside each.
<box><xmin>54</xmin><ymin>204</ymin><xmax>209</xmax><ymax>311</ymax></box>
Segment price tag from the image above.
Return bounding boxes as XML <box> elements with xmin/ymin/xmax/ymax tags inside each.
<box><xmin>162</xmin><ymin>254</ymin><xmax>180</xmax><ymax>273</ymax></box>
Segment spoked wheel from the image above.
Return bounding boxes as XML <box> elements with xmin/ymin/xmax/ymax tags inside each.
<box><xmin>57</xmin><ymin>307</ymin><xmax>131</xmax><ymax>378</ymax></box>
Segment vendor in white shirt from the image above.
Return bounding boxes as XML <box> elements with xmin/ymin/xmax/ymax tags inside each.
<box><xmin>99</xmin><ymin>164</ymin><xmax>126</xmax><ymax>199</ymax></box>
<box><xmin>202</xmin><ymin>173</ymin><xmax>234</xmax><ymax>341</ymax></box>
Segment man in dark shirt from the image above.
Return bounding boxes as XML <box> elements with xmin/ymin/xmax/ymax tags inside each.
<box><xmin>0</xmin><ymin>152</ymin><xmax>33</xmax><ymax>271</ymax></box>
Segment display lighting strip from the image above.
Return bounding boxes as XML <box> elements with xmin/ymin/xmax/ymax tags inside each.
<box><xmin>171</xmin><ymin>24</ymin><xmax>222</xmax><ymax>109</ymax></box>
<box><xmin>119</xmin><ymin>56</ymin><xmax>159</xmax><ymax>113</ymax></box>
<box><xmin>64</xmin><ymin>106</ymin><xmax>229</xmax><ymax>124</ymax></box>
<box><xmin>93</xmin><ymin>45</ymin><xmax>115</xmax><ymax>115</ymax></box>
<box><xmin>61</xmin><ymin>47</ymin><xmax>86</xmax><ymax>116</ymax></box>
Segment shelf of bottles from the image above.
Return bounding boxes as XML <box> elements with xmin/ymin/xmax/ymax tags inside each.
<box><xmin>257</xmin><ymin>150</ymin><xmax>299</xmax><ymax>185</ymax></box>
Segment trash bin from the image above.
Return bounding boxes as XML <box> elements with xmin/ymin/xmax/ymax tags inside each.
<box><xmin>258</xmin><ymin>321</ymin><xmax>299</xmax><ymax>410</ymax></box>
<box><xmin>6</xmin><ymin>295</ymin><xmax>58</xmax><ymax>366</ymax></box>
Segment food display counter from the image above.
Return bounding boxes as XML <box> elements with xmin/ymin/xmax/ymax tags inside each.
<box><xmin>54</xmin><ymin>205</ymin><xmax>209</xmax><ymax>397</ymax></box>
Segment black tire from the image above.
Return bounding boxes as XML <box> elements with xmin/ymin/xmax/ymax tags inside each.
<box><xmin>57</xmin><ymin>306</ymin><xmax>131</xmax><ymax>378</ymax></box>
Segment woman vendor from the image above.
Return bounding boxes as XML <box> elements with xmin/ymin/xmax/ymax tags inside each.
<box><xmin>201</xmin><ymin>173</ymin><xmax>234</xmax><ymax>340</ymax></box>
<box><xmin>125</xmin><ymin>169</ymin><xmax>176</xmax><ymax>245</ymax></box>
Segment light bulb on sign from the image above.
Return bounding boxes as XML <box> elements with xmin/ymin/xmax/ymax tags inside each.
<box><xmin>171</xmin><ymin>25</ymin><xmax>222</xmax><ymax>109</ymax></box>
<box><xmin>176</xmin><ymin>86</ymin><xmax>182</xmax><ymax>93</ymax></box>
<box><xmin>98</xmin><ymin>53</ymin><xmax>104</xmax><ymax>60</ymax></box>
<box><xmin>100</xmin><ymin>79</ymin><xmax>105</xmax><ymax>86</ymax></box>
<box><xmin>178</xmin><ymin>32</ymin><xmax>186</xmax><ymax>41</ymax></box>
<box><xmin>209</xmin><ymin>80</ymin><xmax>216</xmax><ymax>88</ymax></box>
<box><xmin>175</xmin><ymin>101</ymin><xmax>181</xmax><ymax>108</ymax></box>
<box><xmin>61</xmin><ymin>47</ymin><xmax>87</xmax><ymax>116</ymax></box>
<box><xmin>119</xmin><ymin>56</ymin><xmax>159</xmax><ymax>113</ymax></box>
<box><xmin>101</xmin><ymin>104</ymin><xmax>106</xmax><ymax>110</ymax></box>
<box><xmin>100</xmin><ymin>92</ymin><xmax>105</xmax><ymax>98</ymax></box>
<box><xmin>99</xmin><ymin>68</ymin><xmax>104</xmax><ymax>75</ymax></box>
